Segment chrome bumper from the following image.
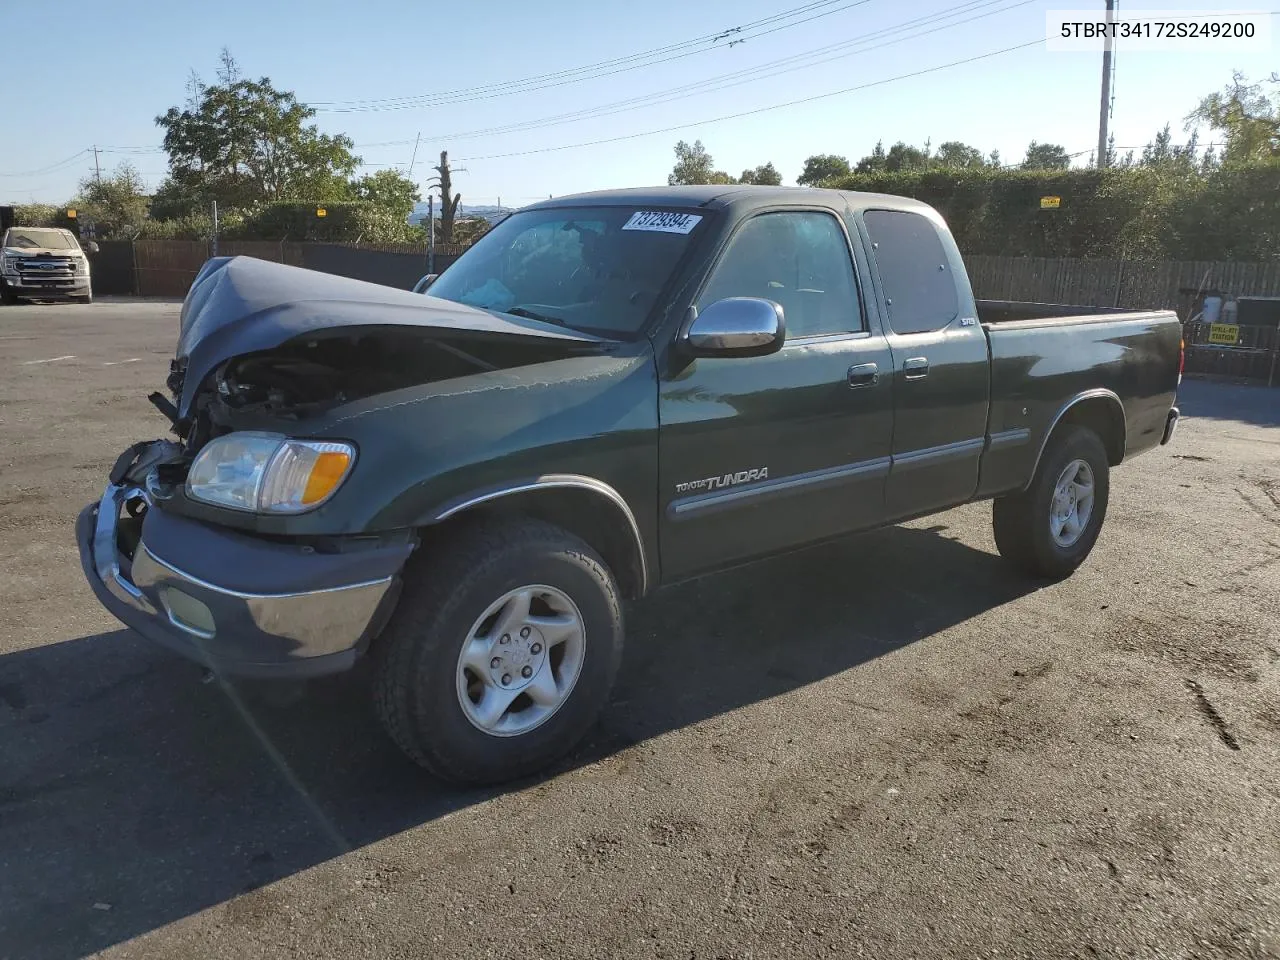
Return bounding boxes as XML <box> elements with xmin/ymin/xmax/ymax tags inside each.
<box><xmin>78</xmin><ymin>484</ymin><xmax>411</xmax><ymax>678</ymax></box>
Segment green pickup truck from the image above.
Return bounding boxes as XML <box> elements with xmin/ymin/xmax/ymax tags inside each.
<box><xmin>78</xmin><ymin>186</ymin><xmax>1182</xmax><ymax>784</ymax></box>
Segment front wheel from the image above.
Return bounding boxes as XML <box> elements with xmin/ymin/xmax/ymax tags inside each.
<box><xmin>993</xmin><ymin>425</ymin><xmax>1110</xmax><ymax>579</ymax></box>
<box><xmin>373</xmin><ymin>518</ymin><xmax>624</xmax><ymax>785</ymax></box>
<box><xmin>0</xmin><ymin>283</ymin><xmax>17</xmax><ymax>305</ymax></box>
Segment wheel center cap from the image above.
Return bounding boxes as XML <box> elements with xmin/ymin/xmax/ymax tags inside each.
<box><xmin>489</xmin><ymin>628</ymin><xmax>547</xmax><ymax>689</ymax></box>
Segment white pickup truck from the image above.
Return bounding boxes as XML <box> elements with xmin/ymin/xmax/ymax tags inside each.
<box><xmin>1</xmin><ymin>226</ymin><xmax>94</xmax><ymax>304</ymax></box>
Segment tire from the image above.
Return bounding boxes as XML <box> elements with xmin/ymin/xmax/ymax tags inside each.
<box><xmin>373</xmin><ymin>517</ymin><xmax>624</xmax><ymax>785</ymax></box>
<box><xmin>0</xmin><ymin>283</ymin><xmax>17</xmax><ymax>306</ymax></box>
<box><xmin>993</xmin><ymin>424</ymin><xmax>1110</xmax><ymax>579</ymax></box>
<box><xmin>76</xmin><ymin>294</ymin><xmax>93</xmax><ymax>305</ymax></box>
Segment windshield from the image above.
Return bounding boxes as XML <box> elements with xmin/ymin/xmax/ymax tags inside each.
<box><xmin>4</xmin><ymin>228</ymin><xmax>78</xmax><ymax>251</ymax></box>
<box><xmin>427</xmin><ymin>205</ymin><xmax>707</xmax><ymax>337</ymax></box>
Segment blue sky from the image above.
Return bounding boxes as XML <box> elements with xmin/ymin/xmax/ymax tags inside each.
<box><xmin>1</xmin><ymin>0</ymin><xmax>1274</xmax><ymax>206</ymax></box>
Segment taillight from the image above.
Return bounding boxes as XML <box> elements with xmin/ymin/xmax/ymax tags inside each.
<box><xmin>1178</xmin><ymin>337</ymin><xmax>1185</xmax><ymax>384</ymax></box>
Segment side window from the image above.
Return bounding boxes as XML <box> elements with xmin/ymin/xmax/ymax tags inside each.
<box><xmin>696</xmin><ymin>211</ymin><xmax>863</xmax><ymax>338</ymax></box>
<box><xmin>863</xmin><ymin>210</ymin><xmax>959</xmax><ymax>335</ymax></box>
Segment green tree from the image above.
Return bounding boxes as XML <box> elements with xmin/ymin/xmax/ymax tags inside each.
<box><xmin>855</xmin><ymin>141</ymin><xmax>930</xmax><ymax>174</ymax></box>
<box><xmin>1186</xmin><ymin>71</ymin><xmax>1279</xmax><ymax>167</ymax></box>
<box><xmin>668</xmin><ymin>140</ymin><xmax>736</xmax><ymax>185</ymax></box>
<box><xmin>796</xmin><ymin>154</ymin><xmax>851</xmax><ymax>186</ymax></box>
<box><xmin>933</xmin><ymin>141</ymin><xmax>988</xmax><ymax>169</ymax></box>
<box><xmin>154</xmin><ymin>49</ymin><xmax>359</xmax><ymax>216</ymax></box>
<box><xmin>1021</xmin><ymin>141</ymin><xmax>1071</xmax><ymax>170</ymax></box>
<box><xmin>75</xmin><ymin>162</ymin><xmax>150</xmax><ymax>239</ymax></box>
<box><xmin>349</xmin><ymin>168</ymin><xmax>421</xmax><ymax>221</ymax></box>
<box><xmin>855</xmin><ymin>140</ymin><xmax>888</xmax><ymax>174</ymax></box>
<box><xmin>738</xmin><ymin>162</ymin><xmax>782</xmax><ymax>185</ymax></box>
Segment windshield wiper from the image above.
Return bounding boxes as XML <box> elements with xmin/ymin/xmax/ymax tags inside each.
<box><xmin>503</xmin><ymin>306</ymin><xmax>570</xmax><ymax>328</ymax></box>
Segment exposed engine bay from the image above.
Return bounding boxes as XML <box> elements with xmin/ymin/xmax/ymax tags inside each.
<box><xmin>150</xmin><ymin>327</ymin><xmax>603</xmax><ymax>482</ymax></box>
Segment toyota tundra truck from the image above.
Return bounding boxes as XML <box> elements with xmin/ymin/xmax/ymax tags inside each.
<box><xmin>77</xmin><ymin>186</ymin><xmax>1182</xmax><ymax>785</ymax></box>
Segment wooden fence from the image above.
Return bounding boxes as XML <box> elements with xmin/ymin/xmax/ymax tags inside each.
<box><xmin>966</xmin><ymin>256</ymin><xmax>1280</xmax><ymax>314</ymax></box>
<box><xmin>130</xmin><ymin>240</ymin><xmax>471</xmax><ymax>297</ymax></box>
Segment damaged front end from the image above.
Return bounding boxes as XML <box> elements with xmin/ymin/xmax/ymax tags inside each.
<box><xmin>78</xmin><ymin>255</ymin><xmax>608</xmax><ymax>676</ymax></box>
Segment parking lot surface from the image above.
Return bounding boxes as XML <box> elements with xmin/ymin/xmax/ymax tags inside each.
<box><xmin>1</xmin><ymin>300</ymin><xmax>1278</xmax><ymax>960</ymax></box>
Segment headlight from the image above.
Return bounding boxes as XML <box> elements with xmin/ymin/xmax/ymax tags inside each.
<box><xmin>185</xmin><ymin>432</ymin><xmax>355</xmax><ymax>514</ymax></box>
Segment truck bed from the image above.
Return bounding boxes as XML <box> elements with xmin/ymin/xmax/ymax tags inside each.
<box><xmin>974</xmin><ymin>303</ymin><xmax>1182</xmax><ymax>498</ymax></box>
<box><xmin>977</xmin><ymin>299</ymin><xmax>1135</xmax><ymax>325</ymax></box>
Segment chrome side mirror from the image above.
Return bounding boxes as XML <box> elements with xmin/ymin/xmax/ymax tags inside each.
<box><xmin>412</xmin><ymin>273</ymin><xmax>438</xmax><ymax>294</ymax></box>
<box><xmin>681</xmin><ymin>297</ymin><xmax>785</xmax><ymax>358</ymax></box>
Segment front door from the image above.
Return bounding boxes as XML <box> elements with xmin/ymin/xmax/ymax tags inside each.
<box><xmin>658</xmin><ymin>209</ymin><xmax>894</xmax><ymax>581</ymax></box>
<box><xmin>860</xmin><ymin>209</ymin><xmax>991</xmax><ymax>518</ymax></box>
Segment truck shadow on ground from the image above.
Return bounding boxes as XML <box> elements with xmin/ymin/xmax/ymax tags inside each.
<box><xmin>0</xmin><ymin>517</ymin><xmax>1039</xmax><ymax>959</ymax></box>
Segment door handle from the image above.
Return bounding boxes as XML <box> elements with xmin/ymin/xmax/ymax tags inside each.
<box><xmin>847</xmin><ymin>362</ymin><xmax>879</xmax><ymax>388</ymax></box>
<box><xmin>903</xmin><ymin>356</ymin><xmax>930</xmax><ymax>380</ymax></box>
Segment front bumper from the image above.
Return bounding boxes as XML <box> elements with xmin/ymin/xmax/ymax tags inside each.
<box><xmin>3</xmin><ymin>275</ymin><xmax>90</xmax><ymax>298</ymax></box>
<box><xmin>77</xmin><ymin>484</ymin><xmax>413</xmax><ymax>678</ymax></box>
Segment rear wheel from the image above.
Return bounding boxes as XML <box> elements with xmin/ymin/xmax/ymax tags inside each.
<box><xmin>373</xmin><ymin>518</ymin><xmax>624</xmax><ymax>785</ymax></box>
<box><xmin>993</xmin><ymin>425</ymin><xmax>1110</xmax><ymax>579</ymax></box>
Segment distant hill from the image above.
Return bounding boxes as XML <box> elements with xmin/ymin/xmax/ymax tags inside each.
<box><xmin>409</xmin><ymin>202</ymin><xmax>512</xmax><ymax>226</ymax></box>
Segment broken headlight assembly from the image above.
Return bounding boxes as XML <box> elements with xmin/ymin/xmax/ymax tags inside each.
<box><xmin>185</xmin><ymin>432</ymin><xmax>355</xmax><ymax>514</ymax></box>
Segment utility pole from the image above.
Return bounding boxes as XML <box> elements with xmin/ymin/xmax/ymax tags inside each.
<box><xmin>407</xmin><ymin>131</ymin><xmax>421</xmax><ymax>178</ymax></box>
<box><xmin>211</xmin><ymin>200</ymin><xmax>219</xmax><ymax>258</ymax></box>
<box><xmin>92</xmin><ymin>145</ymin><xmax>102</xmax><ymax>183</ymax></box>
<box><xmin>427</xmin><ymin>194</ymin><xmax>435</xmax><ymax>275</ymax></box>
<box><xmin>1096</xmin><ymin>0</ymin><xmax>1116</xmax><ymax>168</ymax></box>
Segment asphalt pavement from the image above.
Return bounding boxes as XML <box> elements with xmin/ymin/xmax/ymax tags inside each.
<box><xmin>1</xmin><ymin>301</ymin><xmax>1277</xmax><ymax>960</ymax></box>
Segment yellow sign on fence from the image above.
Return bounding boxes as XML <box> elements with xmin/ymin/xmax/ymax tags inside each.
<box><xmin>316</xmin><ymin>207</ymin><xmax>327</xmax><ymax>218</ymax></box>
<box><xmin>1040</xmin><ymin>196</ymin><xmax>1061</xmax><ymax>209</ymax></box>
<box><xmin>1208</xmin><ymin>323</ymin><xmax>1240</xmax><ymax>345</ymax></box>
<box><xmin>66</xmin><ymin>208</ymin><xmax>77</xmax><ymax>219</ymax></box>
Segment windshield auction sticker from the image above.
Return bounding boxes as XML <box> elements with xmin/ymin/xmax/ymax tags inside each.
<box><xmin>1046</xmin><ymin>10</ymin><xmax>1271</xmax><ymax>51</ymax></box>
<box><xmin>622</xmin><ymin>211</ymin><xmax>703</xmax><ymax>234</ymax></box>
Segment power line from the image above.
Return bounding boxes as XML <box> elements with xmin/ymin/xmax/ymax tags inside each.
<box><xmin>383</xmin><ymin>0</ymin><xmax>1032</xmax><ymax>146</ymax></box>
<box><xmin>314</xmin><ymin>0</ymin><xmax>880</xmax><ymax>112</ymax></box>
<box><xmin>0</xmin><ymin>149</ymin><xmax>90</xmax><ymax>177</ymax></box>
<box><xmin>92</xmin><ymin>0</ymin><xmax>1035</xmax><ymax>158</ymax></box>
<box><xmin>457</xmin><ymin>39</ymin><xmax>1042</xmax><ymax>163</ymax></box>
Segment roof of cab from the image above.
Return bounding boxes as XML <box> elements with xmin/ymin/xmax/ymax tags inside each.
<box><xmin>525</xmin><ymin>184</ymin><xmax>936</xmax><ymax>215</ymax></box>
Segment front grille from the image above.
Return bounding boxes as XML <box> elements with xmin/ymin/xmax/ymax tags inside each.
<box><xmin>17</xmin><ymin>257</ymin><xmax>76</xmax><ymax>281</ymax></box>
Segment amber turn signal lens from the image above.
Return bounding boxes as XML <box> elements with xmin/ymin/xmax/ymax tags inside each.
<box><xmin>302</xmin><ymin>450</ymin><xmax>353</xmax><ymax>504</ymax></box>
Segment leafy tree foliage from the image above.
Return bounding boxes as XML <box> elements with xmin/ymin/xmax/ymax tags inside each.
<box><xmin>668</xmin><ymin>140</ymin><xmax>736</xmax><ymax>185</ymax></box>
<box><xmin>349</xmin><ymin>169</ymin><xmax>421</xmax><ymax>221</ymax></box>
<box><xmin>1021</xmin><ymin>141</ymin><xmax>1071</xmax><ymax>170</ymax></box>
<box><xmin>1186</xmin><ymin>71</ymin><xmax>1279</xmax><ymax>167</ymax></box>
<box><xmin>75</xmin><ymin>162</ymin><xmax>150</xmax><ymax>239</ymax></box>
<box><xmin>796</xmin><ymin>154</ymin><xmax>851</xmax><ymax>186</ymax></box>
<box><xmin>738</xmin><ymin>162</ymin><xmax>782</xmax><ymax>185</ymax></box>
<box><xmin>154</xmin><ymin>51</ymin><xmax>359</xmax><ymax>216</ymax></box>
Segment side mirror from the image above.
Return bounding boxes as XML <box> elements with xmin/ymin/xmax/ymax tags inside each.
<box><xmin>412</xmin><ymin>273</ymin><xmax>438</xmax><ymax>294</ymax></box>
<box><xmin>85</xmin><ymin>241</ymin><xmax>100</xmax><ymax>255</ymax></box>
<box><xmin>681</xmin><ymin>297</ymin><xmax>785</xmax><ymax>358</ymax></box>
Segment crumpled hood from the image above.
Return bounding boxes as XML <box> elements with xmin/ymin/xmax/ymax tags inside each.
<box><xmin>173</xmin><ymin>256</ymin><xmax>605</xmax><ymax>417</ymax></box>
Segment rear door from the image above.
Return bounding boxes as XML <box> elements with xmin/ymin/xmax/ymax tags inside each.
<box><xmin>657</xmin><ymin>207</ymin><xmax>894</xmax><ymax>580</ymax></box>
<box><xmin>859</xmin><ymin>209</ymin><xmax>990</xmax><ymax>517</ymax></box>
